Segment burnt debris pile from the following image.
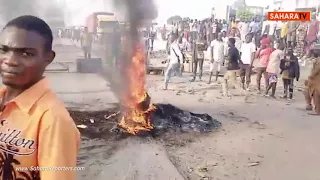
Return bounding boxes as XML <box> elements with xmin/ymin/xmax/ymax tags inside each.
<box><xmin>72</xmin><ymin>104</ymin><xmax>221</xmax><ymax>139</ymax></box>
<box><xmin>150</xmin><ymin>104</ymin><xmax>221</xmax><ymax>134</ymax></box>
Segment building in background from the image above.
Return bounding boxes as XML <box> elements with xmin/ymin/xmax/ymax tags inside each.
<box><xmin>64</xmin><ymin>0</ymin><xmax>115</xmax><ymax>26</ymax></box>
<box><xmin>274</xmin><ymin>0</ymin><xmax>320</xmax><ymax>11</ymax></box>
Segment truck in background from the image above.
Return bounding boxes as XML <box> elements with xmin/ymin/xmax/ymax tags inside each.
<box><xmin>85</xmin><ymin>12</ymin><xmax>119</xmax><ymax>36</ymax></box>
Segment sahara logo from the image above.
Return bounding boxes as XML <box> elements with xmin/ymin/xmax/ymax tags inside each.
<box><xmin>268</xmin><ymin>12</ymin><xmax>311</xmax><ymax>21</ymax></box>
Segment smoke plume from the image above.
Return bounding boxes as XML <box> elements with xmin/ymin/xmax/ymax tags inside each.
<box><xmin>102</xmin><ymin>0</ymin><xmax>157</xmax><ymax>101</ymax></box>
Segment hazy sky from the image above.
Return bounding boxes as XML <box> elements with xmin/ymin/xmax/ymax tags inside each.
<box><xmin>65</xmin><ymin>0</ymin><xmax>272</xmax><ymax>25</ymax></box>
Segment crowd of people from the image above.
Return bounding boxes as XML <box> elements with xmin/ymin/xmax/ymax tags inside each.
<box><xmin>164</xmin><ymin>15</ymin><xmax>320</xmax><ymax>115</ymax></box>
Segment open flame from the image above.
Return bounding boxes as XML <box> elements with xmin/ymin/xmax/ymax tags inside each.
<box><xmin>118</xmin><ymin>44</ymin><xmax>156</xmax><ymax>135</ymax></box>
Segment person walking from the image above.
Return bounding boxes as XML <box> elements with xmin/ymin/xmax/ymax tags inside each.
<box><xmin>222</xmin><ymin>38</ymin><xmax>243</xmax><ymax>96</ymax></box>
<box><xmin>164</xmin><ymin>34</ymin><xmax>184</xmax><ymax>90</ymax></box>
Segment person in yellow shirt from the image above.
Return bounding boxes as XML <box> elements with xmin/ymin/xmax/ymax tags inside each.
<box><xmin>80</xmin><ymin>27</ymin><xmax>92</xmax><ymax>59</ymax></box>
<box><xmin>280</xmin><ymin>21</ymin><xmax>288</xmax><ymax>48</ymax></box>
<box><xmin>0</xmin><ymin>15</ymin><xmax>80</xmax><ymax>180</ymax></box>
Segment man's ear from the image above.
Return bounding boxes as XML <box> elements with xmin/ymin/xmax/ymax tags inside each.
<box><xmin>44</xmin><ymin>50</ymin><xmax>55</xmax><ymax>65</ymax></box>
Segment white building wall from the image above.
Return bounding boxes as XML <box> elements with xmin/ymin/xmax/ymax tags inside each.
<box><xmin>279</xmin><ymin>0</ymin><xmax>320</xmax><ymax>10</ymax></box>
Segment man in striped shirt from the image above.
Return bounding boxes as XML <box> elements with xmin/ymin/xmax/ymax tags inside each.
<box><xmin>212</xmin><ymin>19</ymin><xmax>218</xmax><ymax>40</ymax></box>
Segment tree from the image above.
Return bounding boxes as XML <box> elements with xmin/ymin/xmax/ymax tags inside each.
<box><xmin>167</xmin><ymin>15</ymin><xmax>182</xmax><ymax>25</ymax></box>
<box><xmin>233</xmin><ymin>0</ymin><xmax>246</xmax><ymax>9</ymax></box>
<box><xmin>182</xmin><ymin>17</ymin><xmax>190</xmax><ymax>22</ymax></box>
<box><xmin>236</xmin><ymin>8</ymin><xmax>254</xmax><ymax>22</ymax></box>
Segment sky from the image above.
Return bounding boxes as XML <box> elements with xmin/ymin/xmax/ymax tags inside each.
<box><xmin>65</xmin><ymin>0</ymin><xmax>273</xmax><ymax>26</ymax></box>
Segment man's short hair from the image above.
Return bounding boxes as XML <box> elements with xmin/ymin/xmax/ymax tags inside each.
<box><xmin>246</xmin><ymin>33</ymin><xmax>253</xmax><ymax>38</ymax></box>
<box><xmin>228</xmin><ymin>37</ymin><xmax>235</xmax><ymax>44</ymax></box>
<box><xmin>4</xmin><ymin>15</ymin><xmax>53</xmax><ymax>51</ymax></box>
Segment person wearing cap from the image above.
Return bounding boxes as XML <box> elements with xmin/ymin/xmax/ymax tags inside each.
<box><xmin>264</xmin><ymin>41</ymin><xmax>285</xmax><ymax>98</ymax></box>
<box><xmin>278</xmin><ymin>48</ymin><xmax>300</xmax><ymax>100</ymax></box>
<box><xmin>254</xmin><ymin>37</ymin><xmax>274</xmax><ymax>93</ymax></box>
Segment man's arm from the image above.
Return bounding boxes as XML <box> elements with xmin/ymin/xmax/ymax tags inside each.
<box><xmin>309</xmin><ymin>61</ymin><xmax>320</xmax><ymax>79</ymax></box>
<box><xmin>210</xmin><ymin>42</ymin><xmax>214</xmax><ymax>62</ymax></box>
<box><xmin>38</xmin><ymin>109</ymin><xmax>81</xmax><ymax>180</ymax></box>
<box><xmin>173</xmin><ymin>44</ymin><xmax>184</xmax><ymax>61</ymax></box>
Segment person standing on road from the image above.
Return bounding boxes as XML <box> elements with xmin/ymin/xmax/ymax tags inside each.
<box><xmin>190</xmin><ymin>34</ymin><xmax>207</xmax><ymax>82</ymax></box>
<box><xmin>279</xmin><ymin>48</ymin><xmax>300</xmax><ymax>100</ymax></box>
<box><xmin>208</xmin><ymin>32</ymin><xmax>225</xmax><ymax>83</ymax></box>
<box><xmin>249</xmin><ymin>17</ymin><xmax>261</xmax><ymax>47</ymax></box>
<box><xmin>304</xmin><ymin>53</ymin><xmax>320</xmax><ymax>115</ymax></box>
<box><xmin>212</xmin><ymin>19</ymin><xmax>218</xmax><ymax>40</ymax></box>
<box><xmin>254</xmin><ymin>38</ymin><xmax>274</xmax><ymax>93</ymax></box>
<box><xmin>305</xmin><ymin>15</ymin><xmax>319</xmax><ymax>58</ymax></box>
<box><xmin>0</xmin><ymin>15</ymin><xmax>80</xmax><ymax>180</ymax></box>
<box><xmin>177</xmin><ymin>33</ymin><xmax>188</xmax><ymax>74</ymax></box>
<box><xmin>80</xmin><ymin>27</ymin><xmax>92</xmax><ymax>59</ymax></box>
<box><xmin>222</xmin><ymin>38</ymin><xmax>243</xmax><ymax>96</ymax></box>
<box><xmin>239</xmin><ymin>20</ymin><xmax>249</xmax><ymax>42</ymax></box>
<box><xmin>264</xmin><ymin>42</ymin><xmax>285</xmax><ymax>98</ymax></box>
<box><xmin>286</xmin><ymin>21</ymin><xmax>298</xmax><ymax>49</ymax></box>
<box><xmin>268</xmin><ymin>20</ymin><xmax>277</xmax><ymax>43</ymax></box>
<box><xmin>240</xmin><ymin>33</ymin><xmax>256</xmax><ymax>90</ymax></box>
<box><xmin>164</xmin><ymin>34</ymin><xmax>184</xmax><ymax>90</ymax></box>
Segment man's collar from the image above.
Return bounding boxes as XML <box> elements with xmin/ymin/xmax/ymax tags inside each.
<box><xmin>0</xmin><ymin>77</ymin><xmax>50</xmax><ymax>114</ymax></box>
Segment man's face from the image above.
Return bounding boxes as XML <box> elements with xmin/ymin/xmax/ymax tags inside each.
<box><xmin>245</xmin><ymin>35</ymin><xmax>252</xmax><ymax>43</ymax></box>
<box><xmin>217</xmin><ymin>33</ymin><xmax>222</xmax><ymax>40</ymax></box>
<box><xmin>230</xmin><ymin>29</ymin><xmax>235</xmax><ymax>36</ymax></box>
<box><xmin>0</xmin><ymin>27</ymin><xmax>55</xmax><ymax>88</ymax></box>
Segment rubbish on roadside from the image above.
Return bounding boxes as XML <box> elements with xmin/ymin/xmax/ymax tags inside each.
<box><xmin>77</xmin><ymin>124</ymin><xmax>88</xmax><ymax>129</ymax></box>
<box><xmin>104</xmin><ymin>111</ymin><xmax>120</xmax><ymax>120</ymax></box>
<box><xmin>248</xmin><ymin>161</ymin><xmax>260</xmax><ymax>167</ymax></box>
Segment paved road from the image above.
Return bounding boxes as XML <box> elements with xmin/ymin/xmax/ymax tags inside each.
<box><xmin>47</xmin><ymin>38</ymin><xmax>118</xmax><ymax>110</ymax></box>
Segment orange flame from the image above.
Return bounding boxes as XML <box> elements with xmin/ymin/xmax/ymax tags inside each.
<box><xmin>118</xmin><ymin>44</ymin><xmax>155</xmax><ymax>135</ymax></box>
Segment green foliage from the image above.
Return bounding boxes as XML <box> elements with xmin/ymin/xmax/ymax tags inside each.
<box><xmin>236</xmin><ymin>8</ymin><xmax>254</xmax><ymax>22</ymax></box>
<box><xmin>167</xmin><ymin>15</ymin><xmax>182</xmax><ymax>25</ymax></box>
